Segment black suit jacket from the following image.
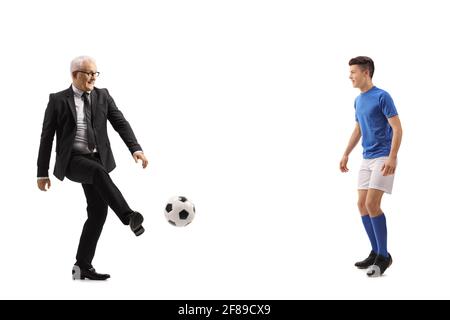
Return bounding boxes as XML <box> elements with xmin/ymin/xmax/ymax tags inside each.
<box><xmin>37</xmin><ymin>86</ymin><xmax>142</xmax><ymax>180</ymax></box>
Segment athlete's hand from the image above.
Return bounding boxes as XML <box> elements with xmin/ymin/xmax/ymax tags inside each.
<box><xmin>37</xmin><ymin>178</ymin><xmax>51</xmax><ymax>191</ymax></box>
<box><xmin>133</xmin><ymin>152</ymin><xmax>148</xmax><ymax>169</ymax></box>
<box><xmin>340</xmin><ymin>155</ymin><xmax>349</xmax><ymax>172</ymax></box>
<box><xmin>381</xmin><ymin>157</ymin><xmax>397</xmax><ymax>176</ymax></box>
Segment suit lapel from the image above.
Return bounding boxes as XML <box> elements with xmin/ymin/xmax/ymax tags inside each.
<box><xmin>65</xmin><ymin>86</ymin><xmax>77</xmax><ymax>122</ymax></box>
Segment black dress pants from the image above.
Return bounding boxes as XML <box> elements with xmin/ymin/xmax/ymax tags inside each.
<box><xmin>66</xmin><ymin>153</ymin><xmax>132</xmax><ymax>269</ymax></box>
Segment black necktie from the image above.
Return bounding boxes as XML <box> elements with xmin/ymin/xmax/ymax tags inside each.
<box><xmin>82</xmin><ymin>92</ymin><xmax>96</xmax><ymax>151</ymax></box>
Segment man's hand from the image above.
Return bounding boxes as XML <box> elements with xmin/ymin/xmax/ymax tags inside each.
<box><xmin>381</xmin><ymin>157</ymin><xmax>397</xmax><ymax>176</ymax></box>
<box><xmin>340</xmin><ymin>155</ymin><xmax>349</xmax><ymax>172</ymax></box>
<box><xmin>37</xmin><ymin>178</ymin><xmax>51</xmax><ymax>191</ymax></box>
<box><xmin>133</xmin><ymin>152</ymin><xmax>148</xmax><ymax>169</ymax></box>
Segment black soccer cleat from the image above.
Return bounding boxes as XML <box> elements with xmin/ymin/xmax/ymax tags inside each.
<box><xmin>354</xmin><ymin>251</ymin><xmax>377</xmax><ymax>269</ymax></box>
<box><xmin>366</xmin><ymin>253</ymin><xmax>393</xmax><ymax>277</ymax></box>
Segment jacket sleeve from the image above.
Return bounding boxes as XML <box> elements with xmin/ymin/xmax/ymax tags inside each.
<box><xmin>37</xmin><ymin>94</ymin><xmax>57</xmax><ymax>177</ymax></box>
<box><xmin>105</xmin><ymin>89</ymin><xmax>143</xmax><ymax>154</ymax></box>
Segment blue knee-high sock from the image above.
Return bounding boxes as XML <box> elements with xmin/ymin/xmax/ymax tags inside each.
<box><xmin>361</xmin><ymin>215</ymin><xmax>378</xmax><ymax>253</ymax></box>
<box><xmin>371</xmin><ymin>214</ymin><xmax>388</xmax><ymax>258</ymax></box>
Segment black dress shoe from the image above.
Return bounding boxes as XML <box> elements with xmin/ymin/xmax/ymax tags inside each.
<box><xmin>72</xmin><ymin>265</ymin><xmax>110</xmax><ymax>280</ymax></box>
<box><xmin>354</xmin><ymin>251</ymin><xmax>377</xmax><ymax>269</ymax></box>
<box><xmin>129</xmin><ymin>211</ymin><xmax>145</xmax><ymax>236</ymax></box>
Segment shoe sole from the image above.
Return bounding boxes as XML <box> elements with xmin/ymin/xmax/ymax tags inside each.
<box><xmin>130</xmin><ymin>213</ymin><xmax>145</xmax><ymax>236</ymax></box>
<box><xmin>355</xmin><ymin>261</ymin><xmax>376</xmax><ymax>269</ymax></box>
<box><xmin>356</xmin><ymin>265</ymin><xmax>371</xmax><ymax>270</ymax></box>
<box><xmin>134</xmin><ymin>226</ymin><xmax>145</xmax><ymax>236</ymax></box>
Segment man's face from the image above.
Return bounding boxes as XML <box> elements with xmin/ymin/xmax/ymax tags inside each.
<box><xmin>72</xmin><ymin>60</ymin><xmax>98</xmax><ymax>92</ymax></box>
<box><xmin>349</xmin><ymin>65</ymin><xmax>369</xmax><ymax>89</ymax></box>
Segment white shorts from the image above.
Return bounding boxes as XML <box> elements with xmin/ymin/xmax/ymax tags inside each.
<box><xmin>357</xmin><ymin>157</ymin><xmax>395</xmax><ymax>194</ymax></box>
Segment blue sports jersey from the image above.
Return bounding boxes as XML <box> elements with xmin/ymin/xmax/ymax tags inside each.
<box><xmin>354</xmin><ymin>86</ymin><xmax>398</xmax><ymax>159</ymax></box>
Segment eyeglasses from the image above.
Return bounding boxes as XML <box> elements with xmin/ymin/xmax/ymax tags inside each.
<box><xmin>77</xmin><ymin>70</ymin><xmax>100</xmax><ymax>78</ymax></box>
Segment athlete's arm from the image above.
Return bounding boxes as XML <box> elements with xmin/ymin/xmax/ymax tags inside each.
<box><xmin>382</xmin><ymin>115</ymin><xmax>403</xmax><ymax>176</ymax></box>
<box><xmin>340</xmin><ymin>122</ymin><xmax>361</xmax><ymax>172</ymax></box>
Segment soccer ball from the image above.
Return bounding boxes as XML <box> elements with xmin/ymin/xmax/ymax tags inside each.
<box><xmin>164</xmin><ymin>196</ymin><xmax>196</xmax><ymax>227</ymax></box>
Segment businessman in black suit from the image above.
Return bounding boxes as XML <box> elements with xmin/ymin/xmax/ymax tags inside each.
<box><xmin>37</xmin><ymin>56</ymin><xmax>148</xmax><ymax>280</ymax></box>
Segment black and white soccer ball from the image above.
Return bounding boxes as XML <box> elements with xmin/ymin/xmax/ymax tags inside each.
<box><xmin>164</xmin><ymin>196</ymin><xmax>196</xmax><ymax>227</ymax></box>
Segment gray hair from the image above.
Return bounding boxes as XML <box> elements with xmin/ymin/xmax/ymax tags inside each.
<box><xmin>70</xmin><ymin>56</ymin><xmax>96</xmax><ymax>73</ymax></box>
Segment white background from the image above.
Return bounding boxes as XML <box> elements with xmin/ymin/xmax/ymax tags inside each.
<box><xmin>0</xmin><ymin>0</ymin><xmax>449</xmax><ymax>299</ymax></box>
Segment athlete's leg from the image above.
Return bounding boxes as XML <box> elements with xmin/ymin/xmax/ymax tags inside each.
<box><xmin>358</xmin><ymin>190</ymin><xmax>378</xmax><ymax>253</ymax></box>
<box><xmin>366</xmin><ymin>188</ymin><xmax>388</xmax><ymax>257</ymax></box>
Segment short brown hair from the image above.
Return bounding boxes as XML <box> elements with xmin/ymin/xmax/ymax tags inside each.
<box><xmin>349</xmin><ymin>56</ymin><xmax>375</xmax><ymax>78</ymax></box>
